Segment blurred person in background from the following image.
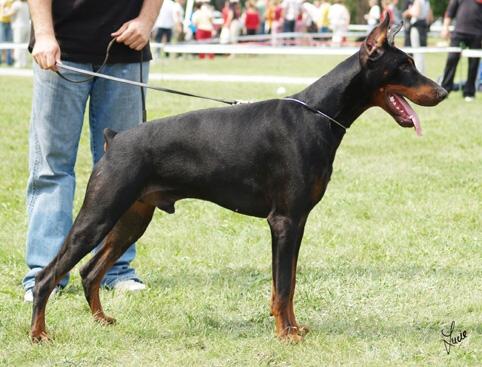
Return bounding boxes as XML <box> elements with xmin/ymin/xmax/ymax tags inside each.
<box><xmin>381</xmin><ymin>0</ymin><xmax>395</xmax><ymax>24</ymax></box>
<box><xmin>441</xmin><ymin>0</ymin><xmax>482</xmax><ymax>102</ymax></box>
<box><xmin>154</xmin><ymin>0</ymin><xmax>177</xmax><ymax>58</ymax></box>
<box><xmin>364</xmin><ymin>0</ymin><xmax>380</xmax><ymax>34</ymax></box>
<box><xmin>243</xmin><ymin>1</ymin><xmax>261</xmax><ymax>35</ymax></box>
<box><xmin>0</xmin><ymin>0</ymin><xmax>13</xmax><ymax>65</ymax></box>
<box><xmin>403</xmin><ymin>0</ymin><xmax>432</xmax><ymax>73</ymax></box>
<box><xmin>317</xmin><ymin>0</ymin><xmax>330</xmax><ymax>33</ymax></box>
<box><xmin>329</xmin><ymin>0</ymin><xmax>349</xmax><ymax>46</ymax></box>
<box><xmin>192</xmin><ymin>0</ymin><xmax>215</xmax><ymax>57</ymax></box>
<box><xmin>256</xmin><ymin>0</ymin><xmax>267</xmax><ymax>34</ymax></box>
<box><xmin>220</xmin><ymin>0</ymin><xmax>241</xmax><ymax>43</ymax></box>
<box><xmin>266</xmin><ymin>0</ymin><xmax>282</xmax><ymax>33</ymax></box>
<box><xmin>388</xmin><ymin>0</ymin><xmax>402</xmax><ymax>24</ymax></box>
<box><xmin>301</xmin><ymin>0</ymin><xmax>320</xmax><ymax>34</ymax></box>
<box><xmin>173</xmin><ymin>0</ymin><xmax>185</xmax><ymax>43</ymax></box>
<box><xmin>402</xmin><ymin>0</ymin><xmax>413</xmax><ymax>46</ymax></box>
<box><xmin>185</xmin><ymin>1</ymin><xmax>199</xmax><ymax>41</ymax></box>
<box><xmin>265</xmin><ymin>0</ymin><xmax>282</xmax><ymax>44</ymax></box>
<box><xmin>221</xmin><ymin>0</ymin><xmax>230</xmax><ymax>40</ymax></box>
<box><xmin>229</xmin><ymin>0</ymin><xmax>242</xmax><ymax>41</ymax></box>
<box><xmin>281</xmin><ymin>0</ymin><xmax>301</xmax><ymax>32</ymax></box>
<box><xmin>7</xmin><ymin>0</ymin><xmax>29</xmax><ymax>68</ymax></box>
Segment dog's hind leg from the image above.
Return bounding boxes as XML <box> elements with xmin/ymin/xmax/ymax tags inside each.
<box><xmin>80</xmin><ymin>200</ymin><xmax>155</xmax><ymax>325</ymax></box>
<box><xmin>31</xmin><ymin>162</ymin><xmax>145</xmax><ymax>342</ymax></box>
<box><xmin>268</xmin><ymin>213</ymin><xmax>307</xmax><ymax>342</ymax></box>
<box><xmin>30</xmin><ymin>217</ymin><xmax>114</xmax><ymax>342</ymax></box>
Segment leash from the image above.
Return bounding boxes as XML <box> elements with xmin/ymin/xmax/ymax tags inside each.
<box><xmin>55</xmin><ymin>39</ymin><xmax>345</xmax><ymax>128</ymax></box>
<box><xmin>56</xmin><ymin>63</ymin><xmax>346</xmax><ymax>129</ymax></box>
<box><xmin>282</xmin><ymin>97</ymin><xmax>347</xmax><ymax>131</ymax></box>
<box><xmin>140</xmin><ymin>46</ymin><xmax>147</xmax><ymax>122</ymax></box>
<box><xmin>55</xmin><ymin>39</ymin><xmax>117</xmax><ymax>84</ymax></box>
<box><xmin>55</xmin><ymin>38</ymin><xmax>241</xmax><ymax>107</ymax></box>
<box><xmin>56</xmin><ymin>61</ymin><xmax>241</xmax><ymax>106</ymax></box>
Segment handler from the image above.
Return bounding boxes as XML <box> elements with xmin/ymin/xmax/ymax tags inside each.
<box><xmin>23</xmin><ymin>0</ymin><xmax>163</xmax><ymax>302</ymax></box>
<box><xmin>440</xmin><ymin>0</ymin><xmax>482</xmax><ymax>101</ymax></box>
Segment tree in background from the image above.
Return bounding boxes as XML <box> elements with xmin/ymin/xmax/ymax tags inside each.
<box><xmin>429</xmin><ymin>0</ymin><xmax>449</xmax><ymax>18</ymax></box>
<box><xmin>344</xmin><ymin>0</ymin><xmax>368</xmax><ymax>24</ymax></box>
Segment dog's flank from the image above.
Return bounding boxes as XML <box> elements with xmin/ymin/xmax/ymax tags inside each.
<box><xmin>30</xmin><ymin>17</ymin><xmax>447</xmax><ymax>342</ymax></box>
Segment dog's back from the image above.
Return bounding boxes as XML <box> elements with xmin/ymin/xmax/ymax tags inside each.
<box><xmin>103</xmin><ymin>99</ymin><xmax>337</xmax><ymax>217</ymax></box>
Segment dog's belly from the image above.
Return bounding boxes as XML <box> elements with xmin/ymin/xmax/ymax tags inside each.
<box><xmin>140</xmin><ymin>184</ymin><xmax>271</xmax><ymax>218</ymax></box>
<box><xmin>197</xmin><ymin>188</ymin><xmax>271</xmax><ymax>218</ymax></box>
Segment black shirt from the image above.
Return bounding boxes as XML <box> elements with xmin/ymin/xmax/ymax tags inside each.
<box><xmin>29</xmin><ymin>0</ymin><xmax>152</xmax><ymax>64</ymax></box>
<box><xmin>446</xmin><ymin>0</ymin><xmax>482</xmax><ymax>37</ymax></box>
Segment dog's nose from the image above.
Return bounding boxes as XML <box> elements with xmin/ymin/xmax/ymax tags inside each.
<box><xmin>438</xmin><ymin>87</ymin><xmax>448</xmax><ymax>101</ymax></box>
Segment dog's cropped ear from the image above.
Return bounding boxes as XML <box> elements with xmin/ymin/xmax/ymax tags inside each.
<box><xmin>103</xmin><ymin>128</ymin><xmax>118</xmax><ymax>151</ymax></box>
<box><xmin>360</xmin><ymin>14</ymin><xmax>391</xmax><ymax>64</ymax></box>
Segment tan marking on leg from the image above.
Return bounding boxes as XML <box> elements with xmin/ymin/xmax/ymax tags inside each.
<box><xmin>81</xmin><ymin>200</ymin><xmax>154</xmax><ymax>325</ymax></box>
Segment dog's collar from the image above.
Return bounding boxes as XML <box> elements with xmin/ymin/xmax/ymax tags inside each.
<box><xmin>281</xmin><ymin>97</ymin><xmax>347</xmax><ymax>131</ymax></box>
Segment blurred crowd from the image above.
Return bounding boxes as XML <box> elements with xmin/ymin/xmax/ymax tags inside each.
<box><xmin>0</xmin><ymin>0</ymin><xmax>29</xmax><ymax>67</ymax></box>
<box><xmin>150</xmin><ymin>0</ymin><xmax>480</xmax><ymax>96</ymax></box>
<box><xmin>0</xmin><ymin>0</ymin><xmax>480</xmax><ymax>97</ymax></box>
<box><xmin>150</xmin><ymin>0</ymin><xmax>445</xmax><ymax>49</ymax></box>
<box><xmin>153</xmin><ymin>0</ymin><xmax>353</xmax><ymax>47</ymax></box>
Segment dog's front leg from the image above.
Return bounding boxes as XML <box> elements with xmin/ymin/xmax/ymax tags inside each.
<box><xmin>268</xmin><ymin>213</ymin><xmax>308</xmax><ymax>342</ymax></box>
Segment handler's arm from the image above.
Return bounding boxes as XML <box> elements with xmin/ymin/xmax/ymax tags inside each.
<box><xmin>441</xmin><ymin>16</ymin><xmax>452</xmax><ymax>40</ymax></box>
<box><xmin>28</xmin><ymin>0</ymin><xmax>60</xmax><ymax>70</ymax></box>
<box><xmin>441</xmin><ymin>0</ymin><xmax>458</xmax><ymax>40</ymax></box>
<box><xmin>112</xmin><ymin>0</ymin><xmax>163</xmax><ymax>51</ymax></box>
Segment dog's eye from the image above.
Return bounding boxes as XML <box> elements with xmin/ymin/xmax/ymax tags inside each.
<box><xmin>401</xmin><ymin>62</ymin><xmax>412</xmax><ymax>72</ymax></box>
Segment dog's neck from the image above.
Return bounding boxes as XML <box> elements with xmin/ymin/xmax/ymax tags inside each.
<box><xmin>293</xmin><ymin>52</ymin><xmax>372</xmax><ymax>130</ymax></box>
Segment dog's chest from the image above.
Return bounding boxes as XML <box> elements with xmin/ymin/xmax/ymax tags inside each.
<box><xmin>309</xmin><ymin>166</ymin><xmax>333</xmax><ymax>204</ymax></box>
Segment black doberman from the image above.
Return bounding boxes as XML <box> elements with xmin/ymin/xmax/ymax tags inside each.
<box><xmin>30</xmin><ymin>18</ymin><xmax>447</xmax><ymax>342</ymax></box>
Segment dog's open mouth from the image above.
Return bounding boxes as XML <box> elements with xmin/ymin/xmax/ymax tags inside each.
<box><xmin>386</xmin><ymin>93</ymin><xmax>422</xmax><ymax>136</ymax></box>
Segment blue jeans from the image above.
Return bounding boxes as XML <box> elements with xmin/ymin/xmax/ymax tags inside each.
<box><xmin>0</xmin><ymin>21</ymin><xmax>13</xmax><ymax>65</ymax></box>
<box><xmin>23</xmin><ymin>61</ymin><xmax>149</xmax><ymax>291</ymax></box>
<box><xmin>283</xmin><ymin>20</ymin><xmax>296</xmax><ymax>33</ymax></box>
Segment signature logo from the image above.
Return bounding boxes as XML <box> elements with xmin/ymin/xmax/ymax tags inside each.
<box><xmin>441</xmin><ymin>321</ymin><xmax>468</xmax><ymax>354</ymax></box>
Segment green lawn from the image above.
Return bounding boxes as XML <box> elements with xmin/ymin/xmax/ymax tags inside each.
<box><xmin>0</xmin><ymin>54</ymin><xmax>481</xmax><ymax>366</ymax></box>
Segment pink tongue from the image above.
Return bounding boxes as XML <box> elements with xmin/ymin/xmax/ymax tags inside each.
<box><xmin>412</xmin><ymin>113</ymin><xmax>422</xmax><ymax>136</ymax></box>
<box><xmin>395</xmin><ymin>95</ymin><xmax>422</xmax><ymax>136</ymax></box>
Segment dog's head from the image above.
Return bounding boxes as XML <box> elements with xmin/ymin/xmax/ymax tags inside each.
<box><xmin>359</xmin><ymin>16</ymin><xmax>447</xmax><ymax>135</ymax></box>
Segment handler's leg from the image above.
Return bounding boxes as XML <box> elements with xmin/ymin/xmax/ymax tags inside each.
<box><xmin>23</xmin><ymin>62</ymin><xmax>92</xmax><ymax>296</ymax></box>
<box><xmin>462</xmin><ymin>35</ymin><xmax>481</xmax><ymax>98</ymax></box>
<box><xmin>441</xmin><ymin>34</ymin><xmax>463</xmax><ymax>94</ymax></box>
<box><xmin>88</xmin><ymin>62</ymin><xmax>149</xmax><ymax>289</ymax></box>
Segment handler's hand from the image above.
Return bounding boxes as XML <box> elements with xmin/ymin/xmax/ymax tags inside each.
<box><xmin>112</xmin><ymin>18</ymin><xmax>152</xmax><ymax>51</ymax></box>
<box><xmin>32</xmin><ymin>34</ymin><xmax>60</xmax><ymax>71</ymax></box>
<box><xmin>441</xmin><ymin>26</ymin><xmax>450</xmax><ymax>40</ymax></box>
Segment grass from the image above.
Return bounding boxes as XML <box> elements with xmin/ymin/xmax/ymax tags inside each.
<box><xmin>0</xmin><ymin>53</ymin><xmax>481</xmax><ymax>366</ymax></box>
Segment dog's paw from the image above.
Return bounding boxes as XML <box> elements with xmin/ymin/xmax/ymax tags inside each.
<box><xmin>94</xmin><ymin>314</ymin><xmax>117</xmax><ymax>326</ymax></box>
<box><xmin>297</xmin><ymin>325</ymin><xmax>309</xmax><ymax>336</ymax></box>
<box><xmin>277</xmin><ymin>325</ymin><xmax>307</xmax><ymax>343</ymax></box>
<box><xmin>31</xmin><ymin>330</ymin><xmax>51</xmax><ymax>343</ymax></box>
<box><xmin>279</xmin><ymin>332</ymin><xmax>304</xmax><ymax>344</ymax></box>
